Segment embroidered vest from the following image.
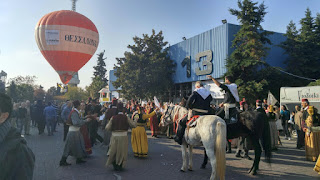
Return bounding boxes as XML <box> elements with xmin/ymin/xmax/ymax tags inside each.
<box><xmin>111</xmin><ymin>114</ymin><xmax>129</xmax><ymax>131</ymax></box>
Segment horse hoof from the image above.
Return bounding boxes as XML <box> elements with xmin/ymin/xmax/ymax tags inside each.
<box><xmin>250</xmin><ymin>171</ymin><xmax>257</xmax><ymax>175</ymax></box>
<box><xmin>188</xmin><ymin>168</ymin><xmax>193</xmax><ymax>171</ymax></box>
<box><xmin>200</xmin><ymin>165</ymin><xmax>206</xmax><ymax>169</ymax></box>
<box><xmin>180</xmin><ymin>169</ymin><xmax>185</xmax><ymax>172</ymax></box>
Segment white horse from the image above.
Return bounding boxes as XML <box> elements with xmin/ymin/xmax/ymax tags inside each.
<box><xmin>161</xmin><ymin>104</ymin><xmax>226</xmax><ymax>180</ymax></box>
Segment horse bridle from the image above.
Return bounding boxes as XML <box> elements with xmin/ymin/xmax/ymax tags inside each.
<box><xmin>163</xmin><ymin>105</ymin><xmax>174</xmax><ymax>123</ymax></box>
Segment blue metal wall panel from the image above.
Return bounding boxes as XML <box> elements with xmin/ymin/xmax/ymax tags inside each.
<box><xmin>168</xmin><ymin>24</ymin><xmax>228</xmax><ymax>84</ymax></box>
<box><xmin>227</xmin><ymin>24</ymin><xmax>287</xmax><ymax>68</ymax></box>
<box><xmin>169</xmin><ymin>23</ymin><xmax>288</xmax><ymax>84</ymax></box>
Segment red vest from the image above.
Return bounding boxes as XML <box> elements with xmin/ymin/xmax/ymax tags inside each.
<box><xmin>112</xmin><ymin>114</ymin><xmax>129</xmax><ymax>131</ymax></box>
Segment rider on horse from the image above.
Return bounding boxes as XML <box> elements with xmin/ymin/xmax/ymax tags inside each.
<box><xmin>174</xmin><ymin>81</ymin><xmax>213</xmax><ymax>145</ymax></box>
<box><xmin>207</xmin><ymin>75</ymin><xmax>240</xmax><ymax>122</ymax></box>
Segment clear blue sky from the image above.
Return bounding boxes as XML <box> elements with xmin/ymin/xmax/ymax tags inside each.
<box><xmin>1</xmin><ymin>0</ymin><xmax>320</xmax><ymax>89</ymax></box>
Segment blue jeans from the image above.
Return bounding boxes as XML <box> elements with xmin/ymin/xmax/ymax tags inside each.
<box><xmin>46</xmin><ymin>118</ymin><xmax>55</xmax><ymax>135</ymax></box>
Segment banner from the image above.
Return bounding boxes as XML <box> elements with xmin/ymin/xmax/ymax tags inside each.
<box><xmin>154</xmin><ymin>96</ymin><xmax>160</xmax><ymax>108</ymax></box>
<box><xmin>267</xmin><ymin>91</ymin><xmax>278</xmax><ymax>105</ymax></box>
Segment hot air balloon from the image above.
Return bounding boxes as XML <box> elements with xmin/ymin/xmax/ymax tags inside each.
<box><xmin>35</xmin><ymin>10</ymin><xmax>99</xmax><ymax>84</ymax></box>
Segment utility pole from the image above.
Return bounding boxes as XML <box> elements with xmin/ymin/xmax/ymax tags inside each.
<box><xmin>68</xmin><ymin>0</ymin><xmax>80</xmax><ymax>87</ymax></box>
<box><xmin>71</xmin><ymin>0</ymin><xmax>77</xmax><ymax>11</ymax></box>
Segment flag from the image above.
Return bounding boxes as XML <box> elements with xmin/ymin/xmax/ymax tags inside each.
<box><xmin>154</xmin><ymin>96</ymin><xmax>160</xmax><ymax>108</ymax></box>
<box><xmin>267</xmin><ymin>91</ymin><xmax>278</xmax><ymax>105</ymax></box>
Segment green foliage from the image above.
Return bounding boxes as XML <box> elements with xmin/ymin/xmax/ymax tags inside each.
<box><xmin>6</xmin><ymin>76</ymin><xmax>36</xmax><ymax>102</ymax></box>
<box><xmin>86</xmin><ymin>76</ymin><xmax>105</xmax><ymax>99</ymax></box>
<box><xmin>64</xmin><ymin>86</ymin><xmax>88</xmax><ymax>101</ymax></box>
<box><xmin>226</xmin><ymin>0</ymin><xmax>272</xmax><ymax>103</ymax></box>
<box><xmin>308</xmin><ymin>79</ymin><xmax>320</xmax><ymax>86</ymax></box>
<box><xmin>93</xmin><ymin>50</ymin><xmax>108</xmax><ymax>84</ymax></box>
<box><xmin>113</xmin><ymin>29</ymin><xmax>175</xmax><ymax>100</ymax></box>
<box><xmin>281</xmin><ymin>8</ymin><xmax>320</xmax><ymax>86</ymax></box>
<box><xmin>33</xmin><ymin>88</ymin><xmax>45</xmax><ymax>101</ymax></box>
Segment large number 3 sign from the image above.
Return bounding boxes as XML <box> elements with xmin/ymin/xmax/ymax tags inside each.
<box><xmin>181</xmin><ymin>50</ymin><xmax>213</xmax><ymax>77</ymax></box>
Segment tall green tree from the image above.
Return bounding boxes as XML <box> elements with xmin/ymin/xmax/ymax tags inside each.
<box><xmin>93</xmin><ymin>50</ymin><xmax>108</xmax><ymax>84</ymax></box>
<box><xmin>281</xmin><ymin>8</ymin><xmax>320</xmax><ymax>86</ymax></box>
<box><xmin>226</xmin><ymin>0</ymin><xmax>272</xmax><ymax>103</ymax></box>
<box><xmin>113</xmin><ymin>29</ymin><xmax>175</xmax><ymax>100</ymax></box>
<box><xmin>7</xmin><ymin>81</ymin><xmax>18</xmax><ymax>102</ymax></box>
<box><xmin>86</xmin><ymin>76</ymin><xmax>105</xmax><ymax>99</ymax></box>
<box><xmin>64</xmin><ymin>86</ymin><xmax>88</xmax><ymax>101</ymax></box>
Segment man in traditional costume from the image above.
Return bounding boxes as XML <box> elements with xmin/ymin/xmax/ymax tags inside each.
<box><xmin>207</xmin><ymin>75</ymin><xmax>239</xmax><ymax>120</ymax></box>
<box><xmin>60</xmin><ymin>100</ymin><xmax>92</xmax><ymax>166</ymax></box>
<box><xmin>131</xmin><ymin>105</ymin><xmax>158</xmax><ymax>157</ymax></box>
<box><xmin>105</xmin><ymin>102</ymin><xmax>136</xmax><ymax>170</ymax></box>
<box><xmin>0</xmin><ymin>93</ymin><xmax>35</xmax><ymax>180</ymax></box>
<box><xmin>174</xmin><ymin>80</ymin><xmax>213</xmax><ymax>145</ymax></box>
<box><xmin>294</xmin><ymin>105</ymin><xmax>304</xmax><ymax>149</ymax></box>
<box><xmin>235</xmin><ymin>101</ymin><xmax>251</xmax><ymax>159</ymax></box>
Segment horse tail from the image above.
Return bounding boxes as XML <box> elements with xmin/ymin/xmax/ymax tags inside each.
<box><xmin>215</xmin><ymin>119</ymin><xmax>226</xmax><ymax>180</ymax></box>
<box><xmin>262</xmin><ymin>116</ymin><xmax>272</xmax><ymax>164</ymax></box>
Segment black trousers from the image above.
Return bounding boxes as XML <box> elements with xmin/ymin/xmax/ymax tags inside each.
<box><xmin>89</xmin><ymin>121</ymin><xmax>104</xmax><ymax>146</ymax></box>
<box><xmin>37</xmin><ymin>120</ymin><xmax>45</xmax><ymax>134</ymax></box>
<box><xmin>63</xmin><ymin>123</ymin><xmax>69</xmax><ymax>141</ymax></box>
<box><xmin>296</xmin><ymin>129</ymin><xmax>305</xmax><ymax>148</ymax></box>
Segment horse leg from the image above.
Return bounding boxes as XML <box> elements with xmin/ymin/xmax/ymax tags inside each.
<box><xmin>180</xmin><ymin>141</ymin><xmax>188</xmax><ymax>172</ymax></box>
<box><xmin>188</xmin><ymin>145</ymin><xmax>193</xmax><ymax>171</ymax></box>
<box><xmin>201</xmin><ymin>149</ymin><xmax>208</xmax><ymax>169</ymax></box>
<box><xmin>204</xmin><ymin>147</ymin><xmax>217</xmax><ymax>180</ymax></box>
<box><xmin>248</xmin><ymin>138</ymin><xmax>262</xmax><ymax>175</ymax></box>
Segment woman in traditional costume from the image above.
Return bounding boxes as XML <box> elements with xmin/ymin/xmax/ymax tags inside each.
<box><xmin>131</xmin><ymin>105</ymin><xmax>158</xmax><ymax>157</ymax></box>
<box><xmin>79</xmin><ymin>102</ymin><xmax>92</xmax><ymax>155</ymax></box>
<box><xmin>267</xmin><ymin>105</ymin><xmax>278</xmax><ymax>150</ymax></box>
<box><xmin>304</xmin><ymin>106</ymin><xmax>320</xmax><ymax>161</ymax></box>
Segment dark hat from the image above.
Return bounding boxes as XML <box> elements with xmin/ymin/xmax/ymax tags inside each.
<box><xmin>112</xmin><ymin>98</ymin><xmax>118</xmax><ymax>106</ymax></box>
<box><xmin>302</xmin><ymin>98</ymin><xmax>309</xmax><ymax>102</ymax></box>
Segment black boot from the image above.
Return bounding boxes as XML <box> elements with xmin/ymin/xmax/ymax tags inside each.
<box><xmin>174</xmin><ymin>118</ymin><xmax>187</xmax><ymax>145</ymax></box>
<box><xmin>76</xmin><ymin>158</ymin><xmax>86</xmax><ymax>164</ymax></box>
<box><xmin>235</xmin><ymin>150</ymin><xmax>242</xmax><ymax>158</ymax></box>
<box><xmin>59</xmin><ymin>156</ymin><xmax>71</xmax><ymax>166</ymax></box>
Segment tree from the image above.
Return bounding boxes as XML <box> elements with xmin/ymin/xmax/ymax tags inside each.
<box><xmin>226</xmin><ymin>0</ymin><xmax>272</xmax><ymax>103</ymax></box>
<box><xmin>34</xmin><ymin>87</ymin><xmax>45</xmax><ymax>101</ymax></box>
<box><xmin>9</xmin><ymin>75</ymin><xmax>37</xmax><ymax>86</ymax></box>
<box><xmin>64</xmin><ymin>86</ymin><xmax>88</xmax><ymax>101</ymax></box>
<box><xmin>113</xmin><ymin>29</ymin><xmax>175</xmax><ymax>100</ymax></box>
<box><xmin>281</xmin><ymin>8</ymin><xmax>320</xmax><ymax>86</ymax></box>
<box><xmin>308</xmin><ymin>79</ymin><xmax>320</xmax><ymax>86</ymax></box>
<box><xmin>86</xmin><ymin>76</ymin><xmax>105</xmax><ymax>99</ymax></box>
<box><xmin>93</xmin><ymin>50</ymin><xmax>108</xmax><ymax>84</ymax></box>
<box><xmin>7</xmin><ymin>81</ymin><xmax>18</xmax><ymax>102</ymax></box>
<box><xmin>45</xmin><ymin>86</ymin><xmax>57</xmax><ymax>103</ymax></box>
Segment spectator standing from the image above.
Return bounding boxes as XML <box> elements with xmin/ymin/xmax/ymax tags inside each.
<box><xmin>267</xmin><ymin>105</ymin><xmax>278</xmax><ymax>150</ymax></box>
<box><xmin>0</xmin><ymin>93</ymin><xmax>35</xmax><ymax>180</ymax></box>
<box><xmin>61</xmin><ymin>101</ymin><xmax>72</xmax><ymax>141</ymax></box>
<box><xmin>34</xmin><ymin>100</ymin><xmax>46</xmax><ymax>135</ymax></box>
<box><xmin>17</xmin><ymin>102</ymin><xmax>27</xmax><ymax>134</ymax></box>
<box><xmin>25</xmin><ymin>100</ymin><xmax>31</xmax><ymax>135</ymax></box>
<box><xmin>10</xmin><ymin>103</ymin><xmax>19</xmax><ymax>128</ymax></box>
<box><xmin>43</xmin><ymin>102</ymin><xmax>57</xmax><ymax>136</ymax></box>
<box><xmin>294</xmin><ymin>105</ymin><xmax>304</xmax><ymax>149</ymax></box>
<box><xmin>304</xmin><ymin>105</ymin><xmax>320</xmax><ymax>161</ymax></box>
<box><xmin>31</xmin><ymin>101</ymin><xmax>37</xmax><ymax>127</ymax></box>
<box><xmin>281</xmin><ymin>105</ymin><xmax>291</xmax><ymax>140</ymax></box>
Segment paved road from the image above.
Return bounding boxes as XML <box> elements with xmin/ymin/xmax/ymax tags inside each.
<box><xmin>25</xmin><ymin>124</ymin><xmax>319</xmax><ymax>180</ymax></box>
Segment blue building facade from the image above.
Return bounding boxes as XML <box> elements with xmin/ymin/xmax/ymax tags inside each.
<box><xmin>168</xmin><ymin>23</ymin><xmax>287</xmax><ymax>84</ymax></box>
<box><xmin>109</xmin><ymin>23</ymin><xmax>287</xmax><ymax>102</ymax></box>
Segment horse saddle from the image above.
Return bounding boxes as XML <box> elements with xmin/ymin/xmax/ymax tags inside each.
<box><xmin>225</xmin><ymin>108</ymin><xmax>240</xmax><ymax>125</ymax></box>
<box><xmin>187</xmin><ymin>115</ymin><xmax>200</xmax><ymax>128</ymax></box>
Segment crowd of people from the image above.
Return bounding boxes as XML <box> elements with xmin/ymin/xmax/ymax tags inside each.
<box><xmin>0</xmin><ymin>77</ymin><xmax>320</xmax><ymax>179</ymax></box>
